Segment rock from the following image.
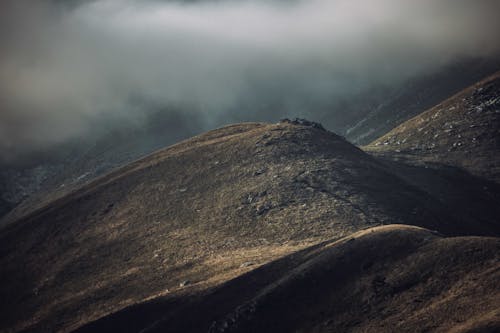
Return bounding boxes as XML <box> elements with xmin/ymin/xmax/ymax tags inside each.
<box><xmin>256</xmin><ymin>202</ymin><xmax>272</xmax><ymax>215</ymax></box>
<box><xmin>240</xmin><ymin>261</ymin><xmax>255</xmax><ymax>268</ymax></box>
<box><xmin>253</xmin><ymin>168</ymin><xmax>265</xmax><ymax>176</ymax></box>
<box><xmin>279</xmin><ymin>118</ymin><xmax>326</xmax><ymax>130</ymax></box>
<box><xmin>179</xmin><ymin>280</ymin><xmax>190</xmax><ymax>287</ymax></box>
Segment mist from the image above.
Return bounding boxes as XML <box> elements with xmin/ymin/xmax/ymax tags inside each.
<box><xmin>1</xmin><ymin>0</ymin><xmax>499</xmax><ymax>160</ymax></box>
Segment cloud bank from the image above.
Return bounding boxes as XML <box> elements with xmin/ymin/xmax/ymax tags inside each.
<box><xmin>1</xmin><ymin>0</ymin><xmax>499</xmax><ymax>160</ymax></box>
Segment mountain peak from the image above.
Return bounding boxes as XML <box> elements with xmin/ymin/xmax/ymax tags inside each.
<box><xmin>279</xmin><ymin>118</ymin><xmax>327</xmax><ymax>131</ymax></box>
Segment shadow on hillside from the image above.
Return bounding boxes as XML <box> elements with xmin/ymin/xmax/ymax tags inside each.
<box><xmin>370</xmin><ymin>153</ymin><xmax>500</xmax><ymax>236</ymax></box>
<box><xmin>73</xmin><ymin>226</ymin><xmax>500</xmax><ymax>333</ymax></box>
<box><xmin>72</xmin><ymin>240</ymin><xmax>330</xmax><ymax>333</ymax></box>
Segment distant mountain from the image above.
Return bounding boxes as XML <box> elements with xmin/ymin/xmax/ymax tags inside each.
<box><xmin>0</xmin><ymin>108</ymin><xmax>204</xmax><ymax>222</ymax></box>
<box><xmin>366</xmin><ymin>71</ymin><xmax>500</xmax><ymax>183</ymax></box>
<box><xmin>1</xmin><ymin>119</ymin><xmax>499</xmax><ymax>332</ymax></box>
<box><xmin>342</xmin><ymin>58</ymin><xmax>500</xmax><ymax>144</ymax></box>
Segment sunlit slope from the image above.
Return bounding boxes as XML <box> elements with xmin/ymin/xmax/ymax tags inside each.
<box><xmin>366</xmin><ymin>71</ymin><xmax>500</xmax><ymax>183</ymax></box>
<box><xmin>76</xmin><ymin>225</ymin><xmax>500</xmax><ymax>333</ymax></box>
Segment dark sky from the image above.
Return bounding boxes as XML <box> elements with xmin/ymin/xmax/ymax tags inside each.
<box><xmin>1</xmin><ymin>0</ymin><xmax>499</xmax><ymax>160</ymax></box>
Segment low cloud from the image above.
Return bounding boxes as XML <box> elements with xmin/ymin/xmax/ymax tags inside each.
<box><xmin>1</xmin><ymin>0</ymin><xmax>499</xmax><ymax>160</ymax></box>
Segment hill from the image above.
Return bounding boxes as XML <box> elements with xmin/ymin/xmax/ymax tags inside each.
<box><xmin>2</xmin><ymin>58</ymin><xmax>498</xmax><ymax>220</ymax></box>
<box><xmin>0</xmin><ymin>108</ymin><xmax>203</xmax><ymax>222</ymax></box>
<box><xmin>75</xmin><ymin>225</ymin><xmax>500</xmax><ymax>333</ymax></box>
<box><xmin>1</xmin><ymin>120</ymin><xmax>499</xmax><ymax>332</ymax></box>
<box><xmin>366</xmin><ymin>71</ymin><xmax>500</xmax><ymax>183</ymax></box>
<box><xmin>343</xmin><ymin>58</ymin><xmax>500</xmax><ymax>144</ymax></box>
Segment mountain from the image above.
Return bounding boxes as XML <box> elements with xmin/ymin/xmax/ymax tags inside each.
<box><xmin>2</xmin><ymin>58</ymin><xmax>499</xmax><ymax>220</ymax></box>
<box><xmin>0</xmin><ymin>117</ymin><xmax>499</xmax><ymax>332</ymax></box>
<box><xmin>0</xmin><ymin>108</ymin><xmax>204</xmax><ymax>223</ymax></box>
<box><xmin>366</xmin><ymin>71</ymin><xmax>500</xmax><ymax>183</ymax></box>
<box><xmin>342</xmin><ymin>58</ymin><xmax>500</xmax><ymax>144</ymax></box>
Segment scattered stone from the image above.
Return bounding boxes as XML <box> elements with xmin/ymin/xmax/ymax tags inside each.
<box><xmin>256</xmin><ymin>202</ymin><xmax>272</xmax><ymax>215</ymax></box>
<box><xmin>179</xmin><ymin>280</ymin><xmax>191</xmax><ymax>287</ymax></box>
<box><xmin>240</xmin><ymin>261</ymin><xmax>255</xmax><ymax>268</ymax></box>
<box><xmin>253</xmin><ymin>168</ymin><xmax>265</xmax><ymax>176</ymax></box>
<box><xmin>246</xmin><ymin>194</ymin><xmax>254</xmax><ymax>204</ymax></box>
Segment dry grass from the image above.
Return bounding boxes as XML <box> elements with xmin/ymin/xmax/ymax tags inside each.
<box><xmin>0</xmin><ymin>119</ymin><xmax>498</xmax><ymax>332</ymax></box>
<box><xmin>365</xmin><ymin>71</ymin><xmax>500</xmax><ymax>183</ymax></box>
<box><xmin>75</xmin><ymin>225</ymin><xmax>500</xmax><ymax>333</ymax></box>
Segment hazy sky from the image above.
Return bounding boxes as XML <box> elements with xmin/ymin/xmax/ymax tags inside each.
<box><xmin>1</xmin><ymin>0</ymin><xmax>499</xmax><ymax>160</ymax></box>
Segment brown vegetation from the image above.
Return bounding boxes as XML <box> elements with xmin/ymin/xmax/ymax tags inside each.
<box><xmin>75</xmin><ymin>225</ymin><xmax>500</xmax><ymax>333</ymax></box>
<box><xmin>1</xmin><ymin>73</ymin><xmax>499</xmax><ymax>333</ymax></box>
<box><xmin>366</xmin><ymin>71</ymin><xmax>500</xmax><ymax>183</ymax></box>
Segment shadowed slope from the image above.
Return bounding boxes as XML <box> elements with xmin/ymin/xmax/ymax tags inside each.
<box><xmin>74</xmin><ymin>225</ymin><xmax>500</xmax><ymax>333</ymax></box>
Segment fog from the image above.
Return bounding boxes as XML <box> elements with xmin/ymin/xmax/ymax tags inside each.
<box><xmin>1</xmin><ymin>0</ymin><xmax>499</xmax><ymax>160</ymax></box>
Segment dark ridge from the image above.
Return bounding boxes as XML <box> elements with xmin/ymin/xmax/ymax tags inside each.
<box><xmin>279</xmin><ymin>118</ymin><xmax>326</xmax><ymax>131</ymax></box>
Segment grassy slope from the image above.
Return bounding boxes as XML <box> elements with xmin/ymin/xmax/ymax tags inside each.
<box><xmin>365</xmin><ymin>71</ymin><xmax>500</xmax><ymax>183</ymax></box>
<box><xmin>75</xmin><ymin>225</ymin><xmax>500</xmax><ymax>333</ymax></box>
<box><xmin>0</xmin><ymin>121</ymin><xmax>498</xmax><ymax>332</ymax></box>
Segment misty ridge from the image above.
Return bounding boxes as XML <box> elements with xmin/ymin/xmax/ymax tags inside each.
<box><xmin>1</xmin><ymin>0</ymin><xmax>500</xmax><ymax>162</ymax></box>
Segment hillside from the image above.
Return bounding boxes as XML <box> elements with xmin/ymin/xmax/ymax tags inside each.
<box><xmin>343</xmin><ymin>58</ymin><xmax>500</xmax><ymax>144</ymax></box>
<box><xmin>1</xmin><ymin>119</ymin><xmax>499</xmax><ymax>332</ymax></box>
<box><xmin>366</xmin><ymin>71</ymin><xmax>500</xmax><ymax>183</ymax></box>
<box><xmin>0</xmin><ymin>109</ymin><xmax>203</xmax><ymax>222</ymax></box>
<box><xmin>2</xmin><ymin>58</ymin><xmax>498</xmax><ymax>221</ymax></box>
<box><xmin>76</xmin><ymin>225</ymin><xmax>500</xmax><ymax>333</ymax></box>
